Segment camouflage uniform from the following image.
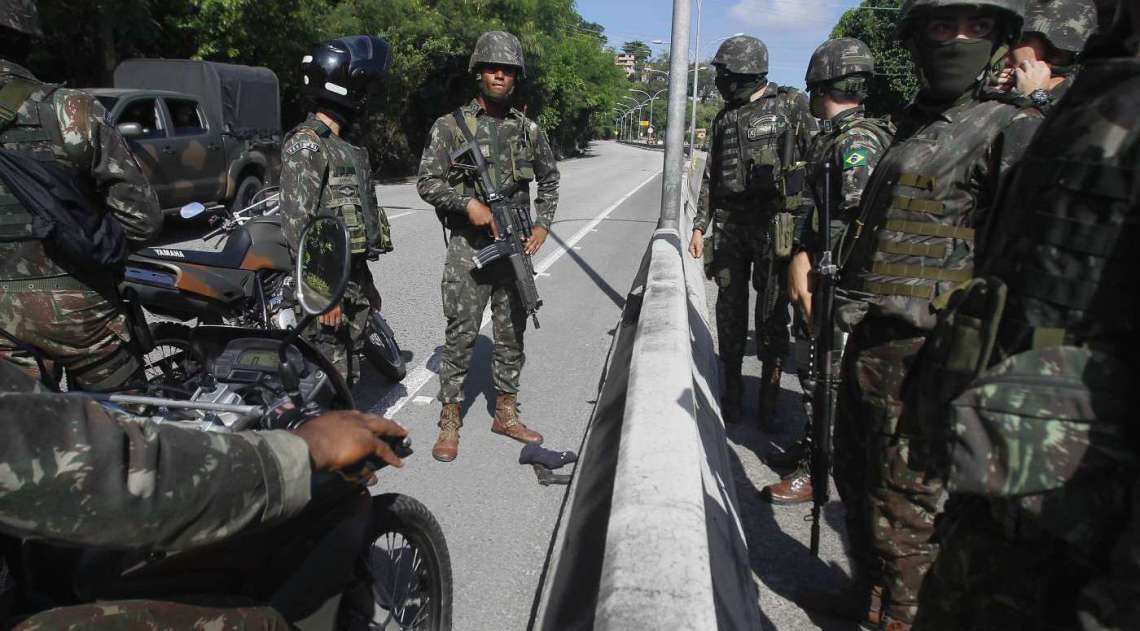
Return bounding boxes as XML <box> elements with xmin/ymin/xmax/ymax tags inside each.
<box><xmin>694</xmin><ymin>82</ymin><xmax>816</xmax><ymax>401</ymax></box>
<box><xmin>279</xmin><ymin>114</ymin><xmax>390</xmax><ymax>385</ymax></box>
<box><xmin>912</xmin><ymin>36</ymin><xmax>1140</xmax><ymax>631</ymax></box>
<box><xmin>996</xmin><ymin>0</ymin><xmax>1098</xmax><ymax>114</ymax></box>
<box><xmin>0</xmin><ymin>358</ymin><xmax>309</xmax><ymax>628</ymax></box>
<box><xmin>0</xmin><ymin>59</ymin><xmax>161</xmax><ymax>390</ymax></box>
<box><xmin>417</xmin><ymin>99</ymin><xmax>559</xmax><ymax>405</ymax></box>
<box><xmin>836</xmin><ymin>84</ymin><xmax>1043</xmax><ymax>625</ymax></box>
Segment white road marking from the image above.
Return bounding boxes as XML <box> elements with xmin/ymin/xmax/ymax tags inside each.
<box><xmin>370</xmin><ymin>169</ymin><xmax>662</xmax><ymax>418</ymax></box>
<box><xmin>413</xmin><ymin>396</ymin><xmax>435</xmax><ymax>405</ymax></box>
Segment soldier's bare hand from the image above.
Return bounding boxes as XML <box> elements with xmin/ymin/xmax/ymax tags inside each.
<box><xmin>466</xmin><ymin>198</ymin><xmax>498</xmax><ymax>238</ymax></box>
<box><xmin>319</xmin><ymin>305</ymin><xmax>343</xmax><ymax>328</ymax></box>
<box><xmin>788</xmin><ymin>250</ymin><xmax>814</xmax><ymax>326</ymax></box>
<box><xmin>525</xmin><ymin>226</ymin><xmax>549</xmax><ymax>255</ymax></box>
<box><xmin>1014</xmin><ymin>60</ymin><xmax>1051</xmax><ymax>96</ymax></box>
<box><xmin>292</xmin><ymin>410</ymin><xmax>408</xmax><ymax>472</ymax></box>
<box><xmin>993</xmin><ymin>67</ymin><xmax>1015</xmax><ymax>92</ymax></box>
<box><xmin>688</xmin><ymin>229</ymin><xmax>705</xmax><ymax>259</ymax></box>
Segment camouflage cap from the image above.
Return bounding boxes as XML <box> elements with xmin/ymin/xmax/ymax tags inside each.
<box><xmin>1023</xmin><ymin>0</ymin><xmax>1098</xmax><ymax>52</ymax></box>
<box><xmin>712</xmin><ymin>35</ymin><xmax>769</xmax><ymax>75</ymax></box>
<box><xmin>469</xmin><ymin>31</ymin><xmax>526</xmax><ymax>78</ymax></box>
<box><xmin>899</xmin><ymin>0</ymin><xmax>1029</xmax><ymax>41</ymax></box>
<box><xmin>806</xmin><ymin>38</ymin><xmax>875</xmax><ymax>85</ymax></box>
<box><xmin>0</xmin><ymin>0</ymin><xmax>42</xmax><ymax>36</ymax></box>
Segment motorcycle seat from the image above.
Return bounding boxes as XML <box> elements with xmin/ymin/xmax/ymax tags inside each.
<box><xmin>135</xmin><ymin>228</ymin><xmax>253</xmax><ymax>269</ymax></box>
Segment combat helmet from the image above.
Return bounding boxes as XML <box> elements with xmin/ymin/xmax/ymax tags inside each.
<box><xmin>806</xmin><ymin>38</ymin><xmax>875</xmax><ymax>86</ymax></box>
<box><xmin>302</xmin><ymin>35</ymin><xmax>393</xmax><ymax>114</ymax></box>
<box><xmin>0</xmin><ymin>0</ymin><xmax>43</xmax><ymax>36</ymax></box>
<box><xmin>469</xmin><ymin>31</ymin><xmax>526</xmax><ymax>78</ymax></box>
<box><xmin>711</xmin><ymin>35</ymin><xmax>769</xmax><ymax>75</ymax></box>
<box><xmin>898</xmin><ymin>0</ymin><xmax>1029</xmax><ymax>43</ymax></box>
<box><xmin>1023</xmin><ymin>0</ymin><xmax>1098</xmax><ymax>53</ymax></box>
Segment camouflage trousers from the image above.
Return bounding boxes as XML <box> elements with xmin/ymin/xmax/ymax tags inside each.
<box><xmin>709</xmin><ymin>219</ymin><xmax>790</xmax><ymax>370</ymax></box>
<box><xmin>12</xmin><ymin>599</ymin><xmax>293</xmax><ymax>630</ymax></box>
<box><xmin>437</xmin><ymin>229</ymin><xmax>527</xmax><ymax>405</ymax></box>
<box><xmin>302</xmin><ymin>264</ymin><xmax>378</xmax><ymax>387</ymax></box>
<box><xmin>0</xmin><ymin>280</ymin><xmax>139</xmax><ymax>391</ymax></box>
<box><xmin>834</xmin><ymin>317</ymin><xmax>940</xmax><ymax>623</ymax></box>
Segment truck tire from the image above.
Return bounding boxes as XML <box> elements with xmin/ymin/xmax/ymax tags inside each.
<box><xmin>231</xmin><ymin>174</ymin><xmax>263</xmax><ymax>214</ymax></box>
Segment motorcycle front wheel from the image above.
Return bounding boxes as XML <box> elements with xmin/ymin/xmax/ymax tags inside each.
<box><xmin>362</xmin><ymin>312</ymin><xmax>407</xmax><ymax>382</ymax></box>
<box><xmin>337</xmin><ymin>493</ymin><xmax>452</xmax><ymax>631</ymax></box>
<box><xmin>142</xmin><ymin>322</ymin><xmax>204</xmax><ymax>388</ymax></box>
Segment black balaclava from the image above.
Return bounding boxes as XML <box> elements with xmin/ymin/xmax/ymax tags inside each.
<box><xmin>915</xmin><ymin>37</ymin><xmax>996</xmax><ymax>101</ymax></box>
<box><xmin>716</xmin><ymin>71</ymin><xmax>767</xmax><ymax>105</ymax></box>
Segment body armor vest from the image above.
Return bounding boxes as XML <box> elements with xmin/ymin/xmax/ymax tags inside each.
<box><xmin>288</xmin><ymin>120</ymin><xmax>381</xmax><ymax>256</ymax></box>
<box><xmin>984</xmin><ymin>59</ymin><xmax>1140</xmax><ymax>353</ymax></box>
<box><xmin>444</xmin><ymin>106</ymin><xmax>536</xmax><ymax>230</ymax></box>
<box><xmin>711</xmin><ymin>86</ymin><xmax>797</xmax><ymax>212</ymax></box>
<box><xmin>841</xmin><ymin>97</ymin><xmax>1024</xmax><ymax>327</ymax></box>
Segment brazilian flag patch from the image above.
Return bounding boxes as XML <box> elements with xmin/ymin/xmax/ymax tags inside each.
<box><xmin>843</xmin><ymin>148</ymin><xmax>869</xmax><ymax>170</ymax></box>
<box><xmin>843</xmin><ymin>145</ymin><xmax>866</xmax><ymax>168</ymax></box>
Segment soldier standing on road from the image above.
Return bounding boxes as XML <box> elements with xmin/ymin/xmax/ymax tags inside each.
<box><xmin>280</xmin><ymin>36</ymin><xmax>394</xmax><ymax>386</ymax></box>
<box><xmin>761</xmin><ymin>38</ymin><xmax>895</xmax><ymax>507</ymax></box>
<box><xmin>793</xmin><ymin>1</ymin><xmax>1043</xmax><ymax>628</ymax></box>
<box><xmin>992</xmin><ymin>0</ymin><xmax>1098</xmax><ymax>112</ymax></box>
<box><xmin>417</xmin><ymin>31</ymin><xmax>560</xmax><ymax>463</ymax></box>
<box><xmin>0</xmin><ymin>1</ymin><xmax>161</xmax><ymax>391</ymax></box>
<box><xmin>687</xmin><ymin>35</ymin><xmax>817</xmax><ymax>427</ymax></box>
<box><xmin>912</xmin><ymin>1</ymin><xmax>1139</xmax><ymax>627</ymax></box>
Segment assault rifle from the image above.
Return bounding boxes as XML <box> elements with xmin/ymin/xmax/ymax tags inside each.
<box><xmin>809</xmin><ymin>159</ymin><xmax>838</xmax><ymax>556</ymax></box>
<box><xmin>448</xmin><ymin>137</ymin><xmax>543</xmax><ymax>328</ymax></box>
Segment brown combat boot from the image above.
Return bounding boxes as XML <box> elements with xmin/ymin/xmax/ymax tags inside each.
<box><xmin>491</xmin><ymin>393</ymin><xmax>543</xmax><ymax>444</ymax></box>
<box><xmin>757</xmin><ymin>359</ymin><xmax>783</xmax><ymax>431</ymax></box>
<box><xmin>432</xmin><ymin>403</ymin><xmax>461</xmax><ymax>462</ymax></box>
<box><xmin>761</xmin><ymin>466</ymin><xmax>812</xmax><ymax>505</ymax></box>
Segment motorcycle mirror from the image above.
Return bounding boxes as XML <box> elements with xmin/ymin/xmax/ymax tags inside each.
<box><xmin>295</xmin><ymin>215</ymin><xmax>351</xmax><ymax>317</ymax></box>
<box><xmin>180</xmin><ymin>202</ymin><xmax>207</xmax><ymax>220</ymax></box>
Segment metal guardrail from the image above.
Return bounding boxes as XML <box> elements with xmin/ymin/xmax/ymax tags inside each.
<box><xmin>532</xmin><ymin>151</ymin><xmax>759</xmax><ymax>630</ymax></box>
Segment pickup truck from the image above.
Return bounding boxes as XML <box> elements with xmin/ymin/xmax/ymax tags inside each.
<box><xmin>88</xmin><ymin>59</ymin><xmax>282</xmax><ymax>215</ymax></box>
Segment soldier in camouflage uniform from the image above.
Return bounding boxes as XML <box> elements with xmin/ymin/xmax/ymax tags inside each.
<box><xmin>911</xmin><ymin>1</ymin><xmax>1138</xmax><ymax>628</ymax></box>
<box><xmin>0</xmin><ymin>3</ymin><xmax>161</xmax><ymax>391</ymax></box>
<box><xmin>762</xmin><ymin>38</ymin><xmax>894</xmax><ymax>507</ymax></box>
<box><xmin>280</xmin><ymin>36</ymin><xmax>394</xmax><ymax>386</ymax></box>
<box><xmin>0</xmin><ymin>357</ymin><xmax>408</xmax><ymax>628</ymax></box>
<box><xmin>417</xmin><ymin>31</ymin><xmax>559</xmax><ymax>462</ymax></box>
<box><xmin>993</xmin><ymin>0</ymin><xmax>1098</xmax><ymax>112</ymax></box>
<box><xmin>793</xmin><ymin>2</ymin><xmax>1044</xmax><ymax>628</ymax></box>
<box><xmin>687</xmin><ymin>35</ymin><xmax>817</xmax><ymax>427</ymax></box>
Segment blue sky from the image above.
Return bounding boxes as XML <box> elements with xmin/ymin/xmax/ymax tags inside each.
<box><xmin>577</xmin><ymin>0</ymin><xmax>864</xmax><ymax>90</ymax></box>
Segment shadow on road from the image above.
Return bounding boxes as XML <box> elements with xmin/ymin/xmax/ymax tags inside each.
<box><xmin>546</xmin><ymin>230</ymin><xmax>626</xmax><ymax>310</ymax></box>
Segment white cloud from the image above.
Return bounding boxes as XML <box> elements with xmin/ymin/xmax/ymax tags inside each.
<box><xmin>729</xmin><ymin>0</ymin><xmax>838</xmax><ymax>28</ymax></box>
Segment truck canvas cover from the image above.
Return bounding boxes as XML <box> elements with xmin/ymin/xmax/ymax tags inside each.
<box><xmin>113</xmin><ymin>59</ymin><xmax>280</xmax><ymax>140</ymax></box>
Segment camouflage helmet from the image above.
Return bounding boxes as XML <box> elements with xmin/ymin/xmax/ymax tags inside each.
<box><xmin>469</xmin><ymin>31</ymin><xmax>526</xmax><ymax>78</ymax></box>
<box><xmin>806</xmin><ymin>38</ymin><xmax>875</xmax><ymax>86</ymax></box>
<box><xmin>1023</xmin><ymin>0</ymin><xmax>1098</xmax><ymax>52</ymax></box>
<box><xmin>898</xmin><ymin>0</ymin><xmax>1029</xmax><ymax>42</ymax></box>
<box><xmin>0</xmin><ymin>0</ymin><xmax>43</xmax><ymax>36</ymax></box>
<box><xmin>711</xmin><ymin>35</ymin><xmax>769</xmax><ymax>75</ymax></box>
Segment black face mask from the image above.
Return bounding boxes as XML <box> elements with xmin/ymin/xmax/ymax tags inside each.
<box><xmin>809</xmin><ymin>91</ymin><xmax>826</xmax><ymax>119</ymax></box>
<box><xmin>916</xmin><ymin>38</ymin><xmax>995</xmax><ymax>102</ymax></box>
<box><xmin>716</xmin><ymin>73</ymin><xmax>766</xmax><ymax>104</ymax></box>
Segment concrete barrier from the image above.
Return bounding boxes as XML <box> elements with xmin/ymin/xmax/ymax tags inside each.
<box><xmin>532</xmin><ymin>153</ymin><xmax>758</xmax><ymax>630</ymax></box>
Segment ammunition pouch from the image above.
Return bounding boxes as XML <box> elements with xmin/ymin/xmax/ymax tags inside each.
<box><xmin>780</xmin><ymin>160</ymin><xmax>807</xmax><ymax>213</ymax></box>
<box><xmin>771</xmin><ymin>212</ymin><xmax>795</xmax><ymax>260</ymax></box>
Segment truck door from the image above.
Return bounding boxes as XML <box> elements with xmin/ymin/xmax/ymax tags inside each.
<box><xmin>112</xmin><ymin>96</ymin><xmax>173</xmax><ymax>208</ymax></box>
<box><xmin>161</xmin><ymin>97</ymin><xmax>227</xmax><ymax>206</ymax></box>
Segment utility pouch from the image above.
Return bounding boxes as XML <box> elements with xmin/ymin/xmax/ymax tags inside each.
<box><xmin>374</xmin><ymin>203</ymin><xmax>393</xmax><ymax>255</ymax></box>
<box><xmin>510</xmin><ymin>137</ymin><xmax>535</xmax><ymax>184</ymax></box>
<box><xmin>771</xmin><ymin>211</ymin><xmax>795</xmax><ymax>259</ymax></box>
<box><xmin>780</xmin><ymin>161</ymin><xmax>807</xmax><ymax>213</ymax></box>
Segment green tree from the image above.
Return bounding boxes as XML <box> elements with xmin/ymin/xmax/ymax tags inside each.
<box><xmin>830</xmin><ymin>0</ymin><xmax>919</xmax><ymax>117</ymax></box>
<box><xmin>621</xmin><ymin>40</ymin><xmax>652</xmax><ymax>64</ymax></box>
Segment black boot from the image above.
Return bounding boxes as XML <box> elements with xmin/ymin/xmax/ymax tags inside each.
<box><xmin>722</xmin><ymin>362</ymin><xmax>742</xmax><ymax>424</ymax></box>
<box><xmin>757</xmin><ymin>358</ymin><xmax>783</xmax><ymax>431</ymax></box>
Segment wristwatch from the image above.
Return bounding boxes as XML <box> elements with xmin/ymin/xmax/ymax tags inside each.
<box><xmin>1029</xmin><ymin>88</ymin><xmax>1051</xmax><ymax>108</ymax></box>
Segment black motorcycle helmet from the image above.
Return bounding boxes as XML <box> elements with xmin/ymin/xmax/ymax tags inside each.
<box><xmin>302</xmin><ymin>36</ymin><xmax>393</xmax><ymax>118</ymax></box>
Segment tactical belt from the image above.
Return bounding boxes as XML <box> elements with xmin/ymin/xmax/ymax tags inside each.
<box><xmin>0</xmin><ymin>275</ymin><xmax>91</xmax><ymax>291</ymax></box>
<box><xmin>884</xmin><ymin>219</ymin><xmax>974</xmax><ymax>241</ymax></box>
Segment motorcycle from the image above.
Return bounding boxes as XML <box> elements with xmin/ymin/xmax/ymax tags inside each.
<box><xmin>12</xmin><ymin>216</ymin><xmax>452</xmax><ymax>630</ymax></box>
<box><xmin>124</xmin><ymin>187</ymin><xmax>407</xmax><ymax>384</ymax></box>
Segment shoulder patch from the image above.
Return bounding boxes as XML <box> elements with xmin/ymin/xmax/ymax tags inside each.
<box><xmin>843</xmin><ymin>148</ymin><xmax>869</xmax><ymax>170</ymax></box>
<box><xmin>286</xmin><ymin>135</ymin><xmax>320</xmax><ymax>157</ymax></box>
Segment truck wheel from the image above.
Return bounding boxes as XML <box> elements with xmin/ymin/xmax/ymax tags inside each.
<box><xmin>231</xmin><ymin>174</ymin><xmax>263</xmax><ymax>214</ymax></box>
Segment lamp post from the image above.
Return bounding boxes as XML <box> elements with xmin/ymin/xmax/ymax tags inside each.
<box><xmin>620</xmin><ymin>96</ymin><xmax>638</xmax><ymax>142</ymax></box>
<box><xmin>629</xmin><ymin>88</ymin><xmax>667</xmax><ymax>142</ymax></box>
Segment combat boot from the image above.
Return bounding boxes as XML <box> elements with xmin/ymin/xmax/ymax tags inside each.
<box><xmin>757</xmin><ymin>359</ymin><xmax>783</xmax><ymax>431</ymax></box>
<box><xmin>722</xmin><ymin>363</ymin><xmax>743</xmax><ymax>424</ymax></box>
<box><xmin>491</xmin><ymin>393</ymin><xmax>543</xmax><ymax>444</ymax></box>
<box><xmin>794</xmin><ymin>582</ymin><xmax>883</xmax><ymax>629</ymax></box>
<box><xmin>432</xmin><ymin>403</ymin><xmax>461</xmax><ymax>462</ymax></box>
<box><xmin>761</xmin><ymin>465</ymin><xmax>812</xmax><ymax>505</ymax></box>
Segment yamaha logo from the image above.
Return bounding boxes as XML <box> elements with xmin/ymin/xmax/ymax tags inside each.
<box><xmin>154</xmin><ymin>249</ymin><xmax>186</xmax><ymax>259</ymax></box>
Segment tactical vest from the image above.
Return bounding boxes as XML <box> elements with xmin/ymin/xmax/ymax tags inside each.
<box><xmin>443</xmin><ymin>106</ymin><xmax>536</xmax><ymax>230</ymax></box>
<box><xmin>712</xmin><ymin>86</ymin><xmax>797</xmax><ymax>209</ymax></box>
<box><xmin>287</xmin><ymin>120</ymin><xmax>383</xmax><ymax>256</ymax></box>
<box><xmin>985</xmin><ymin>59</ymin><xmax>1140</xmax><ymax>353</ymax></box>
<box><xmin>841</xmin><ymin>98</ymin><xmax>1025</xmax><ymax>326</ymax></box>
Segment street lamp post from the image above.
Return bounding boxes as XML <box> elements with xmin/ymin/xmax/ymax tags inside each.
<box><xmin>629</xmin><ymin>88</ymin><xmax>667</xmax><ymax>143</ymax></box>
